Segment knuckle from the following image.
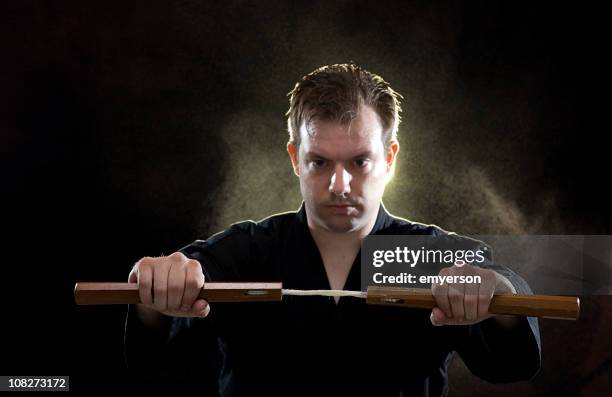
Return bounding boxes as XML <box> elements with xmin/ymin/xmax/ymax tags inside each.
<box><xmin>186</xmin><ymin>259</ymin><xmax>201</xmax><ymax>271</ymax></box>
<box><xmin>169</xmin><ymin>252</ymin><xmax>185</xmax><ymax>261</ymax></box>
<box><xmin>138</xmin><ymin>256</ymin><xmax>153</xmax><ymax>268</ymax></box>
<box><xmin>133</xmin><ymin>258</ymin><xmax>151</xmax><ymax>272</ymax></box>
<box><xmin>451</xmin><ymin>266</ymin><xmax>463</xmax><ymax>275</ymax></box>
<box><xmin>185</xmin><ymin>277</ymin><xmax>202</xmax><ymax>290</ymax></box>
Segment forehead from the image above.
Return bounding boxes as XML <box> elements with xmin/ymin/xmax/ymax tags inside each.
<box><xmin>299</xmin><ymin>106</ymin><xmax>384</xmax><ymax>157</ymax></box>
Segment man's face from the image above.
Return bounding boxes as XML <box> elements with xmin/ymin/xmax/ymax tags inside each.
<box><xmin>287</xmin><ymin>105</ymin><xmax>399</xmax><ymax>233</ymax></box>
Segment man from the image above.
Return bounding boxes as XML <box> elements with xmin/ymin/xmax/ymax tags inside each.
<box><xmin>124</xmin><ymin>63</ymin><xmax>541</xmax><ymax>396</ymax></box>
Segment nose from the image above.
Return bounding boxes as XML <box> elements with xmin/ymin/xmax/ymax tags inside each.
<box><xmin>329</xmin><ymin>164</ymin><xmax>352</xmax><ymax>197</ymax></box>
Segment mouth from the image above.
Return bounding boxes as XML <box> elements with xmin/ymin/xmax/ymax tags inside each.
<box><xmin>326</xmin><ymin>204</ymin><xmax>358</xmax><ymax>214</ymax></box>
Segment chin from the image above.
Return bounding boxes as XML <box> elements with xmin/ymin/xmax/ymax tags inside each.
<box><xmin>323</xmin><ymin>218</ymin><xmax>361</xmax><ymax>233</ymax></box>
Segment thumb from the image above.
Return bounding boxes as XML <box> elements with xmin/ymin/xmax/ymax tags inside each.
<box><xmin>189</xmin><ymin>299</ymin><xmax>211</xmax><ymax>318</ymax></box>
<box><xmin>128</xmin><ymin>269</ymin><xmax>137</xmax><ymax>283</ymax></box>
<box><xmin>430</xmin><ymin>307</ymin><xmax>447</xmax><ymax>326</ymax></box>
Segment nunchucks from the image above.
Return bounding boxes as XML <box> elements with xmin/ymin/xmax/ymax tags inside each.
<box><xmin>74</xmin><ymin>282</ymin><xmax>580</xmax><ymax>320</ymax></box>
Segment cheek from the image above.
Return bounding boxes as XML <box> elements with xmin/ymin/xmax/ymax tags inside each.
<box><xmin>299</xmin><ymin>169</ymin><xmax>323</xmax><ymax>196</ymax></box>
<box><xmin>359</xmin><ymin>165</ymin><xmax>388</xmax><ymax>193</ymax></box>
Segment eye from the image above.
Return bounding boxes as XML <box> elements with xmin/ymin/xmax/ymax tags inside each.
<box><xmin>355</xmin><ymin>158</ymin><xmax>370</xmax><ymax>168</ymax></box>
<box><xmin>311</xmin><ymin>159</ymin><xmax>326</xmax><ymax>168</ymax></box>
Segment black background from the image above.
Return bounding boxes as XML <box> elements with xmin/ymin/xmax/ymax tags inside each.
<box><xmin>2</xmin><ymin>1</ymin><xmax>610</xmax><ymax>394</ymax></box>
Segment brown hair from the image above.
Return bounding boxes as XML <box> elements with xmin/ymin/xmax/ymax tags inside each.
<box><xmin>286</xmin><ymin>63</ymin><xmax>403</xmax><ymax>150</ymax></box>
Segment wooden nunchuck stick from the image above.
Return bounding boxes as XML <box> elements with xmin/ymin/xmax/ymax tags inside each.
<box><xmin>74</xmin><ymin>282</ymin><xmax>580</xmax><ymax>320</ymax></box>
<box><xmin>365</xmin><ymin>286</ymin><xmax>580</xmax><ymax>320</ymax></box>
<box><xmin>74</xmin><ymin>282</ymin><xmax>283</xmax><ymax>305</ymax></box>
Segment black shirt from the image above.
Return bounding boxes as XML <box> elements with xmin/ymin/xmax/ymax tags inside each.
<box><xmin>124</xmin><ymin>203</ymin><xmax>541</xmax><ymax>396</ymax></box>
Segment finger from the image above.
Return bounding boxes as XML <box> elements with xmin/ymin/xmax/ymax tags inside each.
<box><xmin>190</xmin><ymin>299</ymin><xmax>210</xmax><ymax>318</ymax></box>
<box><xmin>128</xmin><ymin>267</ymin><xmax>137</xmax><ymax>283</ymax></box>
<box><xmin>448</xmin><ymin>282</ymin><xmax>465</xmax><ymax>321</ymax></box>
<box><xmin>464</xmin><ymin>276</ymin><xmax>479</xmax><ymax>322</ymax></box>
<box><xmin>181</xmin><ymin>259</ymin><xmax>205</xmax><ymax>312</ymax></box>
<box><xmin>432</xmin><ymin>280</ymin><xmax>452</xmax><ymax>319</ymax></box>
<box><xmin>153</xmin><ymin>260</ymin><xmax>170</xmax><ymax>312</ymax></box>
<box><xmin>137</xmin><ymin>258</ymin><xmax>153</xmax><ymax>306</ymax></box>
<box><xmin>167</xmin><ymin>261</ymin><xmax>186</xmax><ymax>312</ymax></box>
<box><xmin>478</xmin><ymin>278</ymin><xmax>495</xmax><ymax>319</ymax></box>
<box><xmin>430</xmin><ymin>307</ymin><xmax>447</xmax><ymax>326</ymax></box>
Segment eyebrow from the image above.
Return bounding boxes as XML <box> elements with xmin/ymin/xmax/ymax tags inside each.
<box><xmin>351</xmin><ymin>150</ymin><xmax>376</xmax><ymax>158</ymax></box>
<box><xmin>304</xmin><ymin>150</ymin><xmax>375</xmax><ymax>159</ymax></box>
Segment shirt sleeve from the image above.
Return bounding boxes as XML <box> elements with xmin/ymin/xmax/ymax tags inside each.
<box><xmin>123</xmin><ymin>304</ymin><xmax>223</xmax><ymax>391</ymax></box>
<box><xmin>400</xmin><ymin>225</ymin><xmax>543</xmax><ymax>383</ymax></box>
<box><xmin>453</xmin><ymin>259</ymin><xmax>542</xmax><ymax>383</ymax></box>
<box><xmin>122</xmin><ymin>222</ymin><xmax>257</xmax><ymax>389</ymax></box>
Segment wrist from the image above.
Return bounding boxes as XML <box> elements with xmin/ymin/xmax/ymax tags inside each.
<box><xmin>135</xmin><ymin>304</ymin><xmax>167</xmax><ymax>329</ymax></box>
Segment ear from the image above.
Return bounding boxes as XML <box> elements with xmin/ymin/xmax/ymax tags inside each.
<box><xmin>287</xmin><ymin>142</ymin><xmax>300</xmax><ymax>177</ymax></box>
<box><xmin>385</xmin><ymin>141</ymin><xmax>399</xmax><ymax>174</ymax></box>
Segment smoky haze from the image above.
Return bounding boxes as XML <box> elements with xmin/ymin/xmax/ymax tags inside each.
<box><xmin>3</xmin><ymin>1</ymin><xmax>610</xmax><ymax>394</ymax></box>
<box><xmin>199</xmin><ymin>1</ymin><xmax>604</xmax><ymax>236</ymax></box>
